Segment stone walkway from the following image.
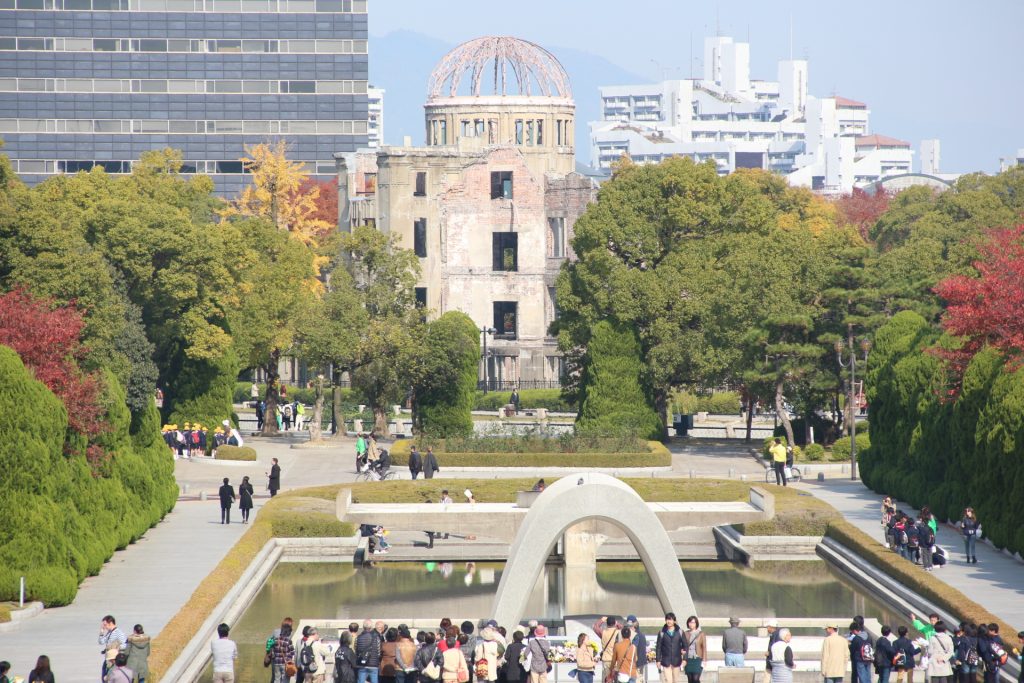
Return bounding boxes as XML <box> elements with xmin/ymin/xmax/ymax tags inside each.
<box><xmin>797</xmin><ymin>476</ymin><xmax>1024</xmax><ymax>629</ymax></box>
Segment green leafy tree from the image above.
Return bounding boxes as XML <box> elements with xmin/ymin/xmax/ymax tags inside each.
<box><xmin>412</xmin><ymin>311</ymin><xmax>480</xmax><ymax>437</ymax></box>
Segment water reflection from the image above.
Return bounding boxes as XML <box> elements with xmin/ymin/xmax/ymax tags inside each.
<box><xmin>199</xmin><ymin>560</ymin><xmax>897</xmax><ymax>682</ymax></box>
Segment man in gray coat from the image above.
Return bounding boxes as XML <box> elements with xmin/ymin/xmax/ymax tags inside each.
<box><xmin>723</xmin><ymin>617</ymin><xmax>748</xmax><ymax>667</ymax></box>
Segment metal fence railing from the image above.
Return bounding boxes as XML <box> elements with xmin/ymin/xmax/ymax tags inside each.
<box><xmin>477</xmin><ymin>380</ymin><xmax>563</xmax><ymax>392</ymax></box>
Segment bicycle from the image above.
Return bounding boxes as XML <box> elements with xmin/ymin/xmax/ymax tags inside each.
<box><xmin>355</xmin><ymin>468</ymin><xmax>398</xmax><ymax>482</ymax></box>
<box><xmin>765</xmin><ymin>464</ymin><xmax>802</xmax><ymax>484</ymax></box>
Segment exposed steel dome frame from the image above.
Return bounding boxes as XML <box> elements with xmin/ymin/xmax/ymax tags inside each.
<box><xmin>427</xmin><ymin>36</ymin><xmax>572</xmax><ymax>100</ymax></box>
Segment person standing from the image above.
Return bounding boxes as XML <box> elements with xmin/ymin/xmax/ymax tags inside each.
<box><xmin>682</xmin><ymin>616</ymin><xmax>706</xmax><ymax>683</ymax></box>
<box><xmin>27</xmin><ymin>656</ymin><xmax>54</xmax><ymax>683</ymax></box>
<box><xmin>655</xmin><ymin>612</ymin><xmax>685</xmax><ymax>683</ymax></box>
<box><xmin>416</xmin><ymin>632</ymin><xmax>444</xmax><ymax>683</ymax></box>
<box><xmin>527</xmin><ymin>625</ymin><xmax>551</xmax><ymax>683</ymax></box>
<box><xmin>99</xmin><ymin>615</ymin><xmax>127</xmax><ymax>679</ymax></box>
<box><xmin>295</xmin><ymin>402</ymin><xmax>306</xmax><ymax>432</ymax></box>
<box><xmin>598</xmin><ymin>617</ymin><xmax>621</xmax><ymax>678</ymax></box>
<box><xmin>423</xmin><ymin>447</ymin><xmax>440</xmax><ymax>479</ymax></box>
<box><xmin>409</xmin><ymin>446</ymin><xmax>423</xmax><ymax>480</ymax></box>
<box><xmin>892</xmin><ymin>626</ymin><xmax>919</xmax><ymax>683</ymax></box>
<box><xmin>770</xmin><ymin>630</ymin><xmax>795</xmax><ymax>683</ymax></box>
<box><xmin>849</xmin><ymin>623</ymin><xmax>872</xmax><ymax>683</ymax></box>
<box><xmin>928</xmin><ymin>622</ymin><xmax>955</xmax><ymax>683</ymax></box>
<box><xmin>356</xmin><ymin>433</ymin><xmax>368</xmax><ymax>471</ymax></box>
<box><xmin>722</xmin><ymin>618</ymin><xmax>748</xmax><ymax>667</ymax></box>
<box><xmin>0</xmin><ymin>660</ymin><xmax>11</xmax><ymax>683</ymax></box>
<box><xmin>238</xmin><ymin>476</ymin><xmax>254</xmax><ymax>524</ymax></box>
<box><xmin>251</xmin><ymin>382</ymin><xmax>260</xmax><ymax>401</ymax></box>
<box><xmin>874</xmin><ymin>626</ymin><xmax>897</xmax><ymax>683</ymax></box>
<box><xmin>336</xmin><ymin>632</ymin><xmax>358</xmax><ymax>683</ymax></box>
<box><xmin>769</xmin><ymin>438</ymin><xmax>788</xmax><ymax>486</ymax></box>
<box><xmin>475</xmin><ymin>627</ymin><xmax>503</xmax><ymax>683</ymax></box>
<box><xmin>821</xmin><ymin>624</ymin><xmax>850</xmax><ymax>683</ymax></box>
<box><xmin>211</xmin><ymin>623</ymin><xmax>238</xmax><ymax>683</ymax></box>
<box><xmin>270</xmin><ymin>623</ymin><xmax>296</xmax><ymax>683</ymax></box>
<box><xmin>305</xmin><ymin>628</ymin><xmax>333</xmax><ymax>683</ymax></box>
<box><xmin>573</xmin><ymin>633</ymin><xmax>596</xmax><ymax>683</ymax></box>
<box><xmin>357</xmin><ymin>619</ymin><xmax>383</xmax><ymax>683</ymax></box>
<box><xmin>762</xmin><ymin>620</ymin><xmax>781</xmax><ymax>683</ymax></box>
<box><xmin>267</xmin><ymin>458</ymin><xmax>282</xmax><ymax>497</ymax></box>
<box><xmin>510</xmin><ymin>389</ymin><xmax>521</xmax><ymax>415</ymax></box>
<box><xmin>125</xmin><ymin>624</ymin><xmax>150</xmax><ymax>682</ymax></box>
<box><xmin>503</xmin><ymin>632</ymin><xmax>527</xmax><ymax>683</ymax></box>
<box><xmin>105</xmin><ymin>653</ymin><xmax>135</xmax><ymax>682</ymax></box>
<box><xmin>218</xmin><ymin>478</ymin><xmax>236</xmax><ymax>524</ymax></box>
<box><xmin>441</xmin><ymin>628</ymin><xmax>469</xmax><ymax>683</ymax></box>
<box><xmin>960</xmin><ymin>508</ymin><xmax>981</xmax><ymax>564</ymax></box>
<box><xmin>613</xmin><ymin>627</ymin><xmax>639</xmax><ymax>683</ymax></box>
<box><xmin>395</xmin><ymin>626</ymin><xmax>418</xmax><ymax>683</ymax></box>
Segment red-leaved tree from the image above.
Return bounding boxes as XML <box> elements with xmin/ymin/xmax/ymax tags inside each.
<box><xmin>835</xmin><ymin>187</ymin><xmax>890</xmax><ymax>241</ymax></box>
<box><xmin>932</xmin><ymin>225</ymin><xmax>1024</xmax><ymax>393</ymax></box>
<box><xmin>0</xmin><ymin>288</ymin><xmax>106</xmax><ymax>439</ymax></box>
<box><xmin>296</xmin><ymin>177</ymin><xmax>339</xmax><ymax>230</ymax></box>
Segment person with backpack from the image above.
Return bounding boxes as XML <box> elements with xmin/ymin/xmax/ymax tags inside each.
<box><xmin>850</xmin><ymin>623</ymin><xmax>873</xmax><ymax>683</ymax></box>
<box><xmin>335</xmin><ymin>632</ymin><xmax>358</xmax><ymax>683</ymax></box>
<box><xmin>960</xmin><ymin>508</ymin><xmax>981</xmax><ymax>564</ymax></box>
<box><xmin>820</xmin><ymin>624</ymin><xmax>850</xmax><ymax>683</ymax></box>
<box><xmin>954</xmin><ymin>624</ymin><xmax>980</xmax><ymax>683</ymax></box>
<box><xmin>928</xmin><ymin>622</ymin><xmax>956</xmax><ymax>683</ymax></box>
<box><xmin>269</xmin><ymin>623</ymin><xmax>297</xmax><ymax>683</ymax></box>
<box><xmin>916</xmin><ymin>517</ymin><xmax>935</xmax><ymax>571</ymax></box>
<box><xmin>874</xmin><ymin>625</ymin><xmax>898</xmax><ymax>683</ymax></box>
<box><xmin>977</xmin><ymin>625</ymin><xmax>1004</xmax><ymax>683</ymax></box>
<box><xmin>892</xmin><ymin>626</ymin><xmax>919</xmax><ymax>683</ymax></box>
<box><xmin>891</xmin><ymin>516</ymin><xmax>909</xmax><ymax>560</ymax></box>
<box><xmin>298</xmin><ymin>627</ymin><xmax>333</xmax><ymax>683</ymax></box>
<box><xmin>905</xmin><ymin>520</ymin><xmax>922</xmax><ymax>564</ymax></box>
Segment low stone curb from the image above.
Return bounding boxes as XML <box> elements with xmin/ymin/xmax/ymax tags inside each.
<box><xmin>0</xmin><ymin>601</ymin><xmax>43</xmax><ymax>632</ymax></box>
<box><xmin>182</xmin><ymin>457</ymin><xmax>255</xmax><ymax>467</ymax></box>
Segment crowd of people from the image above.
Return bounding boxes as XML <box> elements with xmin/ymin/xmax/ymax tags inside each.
<box><xmin>881</xmin><ymin>498</ymin><xmax>986</xmax><ymax>568</ymax></box>
<box><xmin>161</xmin><ymin>420</ymin><xmax>243</xmax><ymax>459</ymax></box>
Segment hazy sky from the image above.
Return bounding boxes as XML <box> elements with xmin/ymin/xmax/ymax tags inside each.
<box><xmin>371</xmin><ymin>0</ymin><xmax>1024</xmax><ymax>173</ymax></box>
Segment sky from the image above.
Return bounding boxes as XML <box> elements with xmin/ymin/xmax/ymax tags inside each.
<box><xmin>370</xmin><ymin>0</ymin><xmax>1024</xmax><ymax>174</ymax></box>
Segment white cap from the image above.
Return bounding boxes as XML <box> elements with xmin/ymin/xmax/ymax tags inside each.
<box><xmin>766</xmin><ymin>619</ymin><xmax>779</xmax><ymax>628</ymax></box>
<box><xmin>222</xmin><ymin>420</ymin><xmax>230</xmax><ymax>427</ymax></box>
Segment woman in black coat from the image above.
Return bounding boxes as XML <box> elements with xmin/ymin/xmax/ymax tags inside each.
<box><xmin>239</xmin><ymin>475</ymin><xmax>254</xmax><ymax>523</ymax></box>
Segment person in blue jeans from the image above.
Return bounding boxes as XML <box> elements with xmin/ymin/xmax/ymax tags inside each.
<box><xmin>355</xmin><ymin>619</ymin><xmax>382</xmax><ymax>683</ymax></box>
<box><xmin>874</xmin><ymin>626</ymin><xmax>897</xmax><ymax>683</ymax></box>
<box><xmin>960</xmin><ymin>508</ymin><xmax>981</xmax><ymax>564</ymax></box>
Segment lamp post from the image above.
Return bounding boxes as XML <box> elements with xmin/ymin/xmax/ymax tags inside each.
<box><xmin>835</xmin><ymin>327</ymin><xmax>871</xmax><ymax>481</ymax></box>
<box><xmin>481</xmin><ymin>326</ymin><xmax>496</xmax><ymax>393</ymax></box>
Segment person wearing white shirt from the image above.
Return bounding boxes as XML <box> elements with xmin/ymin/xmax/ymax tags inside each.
<box><xmin>211</xmin><ymin>623</ymin><xmax>238</xmax><ymax>683</ymax></box>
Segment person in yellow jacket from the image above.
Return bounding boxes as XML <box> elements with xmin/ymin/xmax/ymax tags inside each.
<box><xmin>769</xmin><ymin>438</ymin><xmax>788</xmax><ymax>486</ymax></box>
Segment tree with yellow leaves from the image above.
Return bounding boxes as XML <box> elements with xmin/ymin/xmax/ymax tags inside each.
<box><xmin>220</xmin><ymin>141</ymin><xmax>333</xmax><ymax>247</ymax></box>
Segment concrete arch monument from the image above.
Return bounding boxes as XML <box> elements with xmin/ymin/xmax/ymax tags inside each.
<box><xmin>491</xmin><ymin>473</ymin><xmax>696</xmax><ymax>626</ymax></box>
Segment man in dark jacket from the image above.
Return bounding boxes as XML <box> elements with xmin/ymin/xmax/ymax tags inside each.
<box><xmin>267</xmin><ymin>458</ymin><xmax>281</xmax><ymax>497</ymax></box>
<box><xmin>893</xmin><ymin>626</ymin><xmax>919</xmax><ymax>683</ymax></box>
<box><xmin>849</xmin><ymin>623</ymin><xmax>871</xmax><ymax>683</ymax></box>
<box><xmin>218</xmin><ymin>477</ymin><xmax>235</xmax><ymax>524</ymax></box>
<box><xmin>409</xmin><ymin>446</ymin><xmax>423</xmax><ymax>480</ymax></box>
<box><xmin>874</xmin><ymin>625</ymin><xmax>897</xmax><ymax>683</ymax></box>
<box><xmin>656</xmin><ymin>612</ymin><xmax>685</xmax><ymax>681</ymax></box>
<box><xmin>355</xmin><ymin>619</ymin><xmax>382</xmax><ymax>683</ymax></box>
<box><xmin>423</xmin><ymin>447</ymin><xmax>440</xmax><ymax>479</ymax></box>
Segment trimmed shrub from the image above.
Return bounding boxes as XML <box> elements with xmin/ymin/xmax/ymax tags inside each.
<box><xmin>166</xmin><ymin>349</ymin><xmax>238</xmax><ymax>427</ymax></box>
<box><xmin>673</xmin><ymin>390</ymin><xmax>741</xmax><ymax>415</ymax></box>
<box><xmin>804</xmin><ymin>443</ymin><xmax>825</xmax><ymax>461</ymax></box>
<box><xmin>576</xmin><ymin>320</ymin><xmax>662</xmax><ymax>439</ymax></box>
<box><xmin>473</xmin><ymin>389</ymin><xmax>575</xmax><ymax>413</ymax></box>
<box><xmin>0</xmin><ymin>346</ymin><xmax>176</xmax><ymax>606</ymax></box>
<box><xmin>415</xmin><ymin>312</ymin><xmax>479</xmax><ymax>437</ymax></box>
<box><xmin>215</xmin><ymin>445</ymin><xmax>257</xmax><ymax>461</ymax></box>
<box><xmin>831</xmin><ymin>433</ymin><xmax>870</xmax><ymax>462</ymax></box>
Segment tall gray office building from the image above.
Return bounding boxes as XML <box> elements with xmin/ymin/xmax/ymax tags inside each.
<box><xmin>0</xmin><ymin>0</ymin><xmax>368</xmax><ymax>194</ymax></box>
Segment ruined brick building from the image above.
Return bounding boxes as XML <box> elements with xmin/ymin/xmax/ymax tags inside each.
<box><xmin>336</xmin><ymin>36</ymin><xmax>597</xmax><ymax>389</ymax></box>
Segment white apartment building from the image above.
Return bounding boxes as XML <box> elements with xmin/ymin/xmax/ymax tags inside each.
<box><xmin>368</xmin><ymin>86</ymin><xmax>385</xmax><ymax>148</ymax></box>
<box><xmin>590</xmin><ymin>36</ymin><xmax>921</xmax><ymax>194</ymax></box>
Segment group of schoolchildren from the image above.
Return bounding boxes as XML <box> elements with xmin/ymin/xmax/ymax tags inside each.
<box><xmin>882</xmin><ymin>499</ymin><xmax>947</xmax><ymax>571</ymax></box>
<box><xmin>161</xmin><ymin>419</ymin><xmax>243</xmax><ymax>459</ymax></box>
<box><xmin>870</xmin><ymin>613</ymin><xmax>1021</xmax><ymax>683</ymax></box>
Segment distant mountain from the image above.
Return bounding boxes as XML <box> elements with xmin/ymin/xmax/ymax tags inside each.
<box><xmin>369</xmin><ymin>30</ymin><xmax>650</xmax><ymax>163</ymax></box>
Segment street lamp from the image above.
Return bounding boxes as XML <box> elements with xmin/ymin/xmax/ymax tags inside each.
<box><xmin>835</xmin><ymin>328</ymin><xmax>871</xmax><ymax>481</ymax></box>
<box><xmin>481</xmin><ymin>326</ymin><xmax>496</xmax><ymax>393</ymax></box>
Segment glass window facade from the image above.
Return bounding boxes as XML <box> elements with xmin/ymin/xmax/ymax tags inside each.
<box><xmin>0</xmin><ymin>0</ymin><xmax>368</xmax><ymax>194</ymax></box>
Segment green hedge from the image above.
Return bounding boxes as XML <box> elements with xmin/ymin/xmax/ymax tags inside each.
<box><xmin>804</xmin><ymin>443</ymin><xmax>825</xmax><ymax>461</ymax></box>
<box><xmin>0</xmin><ymin>346</ymin><xmax>177</xmax><ymax>606</ymax></box>
<box><xmin>215</xmin><ymin>445</ymin><xmax>257</xmax><ymax>461</ymax></box>
<box><xmin>673</xmin><ymin>390</ymin><xmax>741</xmax><ymax>415</ymax></box>
<box><xmin>830</xmin><ymin>433</ymin><xmax>870</xmax><ymax>462</ymax></box>
<box><xmin>861</xmin><ymin>311</ymin><xmax>1024</xmax><ymax>555</ymax></box>
<box><xmin>472</xmin><ymin>389</ymin><xmax>575</xmax><ymax>412</ymax></box>
<box><xmin>390</xmin><ymin>439</ymin><xmax>671</xmax><ymax>467</ymax></box>
<box><xmin>415</xmin><ymin>312</ymin><xmax>479</xmax><ymax>437</ymax></box>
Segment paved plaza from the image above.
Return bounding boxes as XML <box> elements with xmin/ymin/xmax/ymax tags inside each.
<box><xmin>2</xmin><ymin>435</ymin><xmax>1022</xmax><ymax>681</ymax></box>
